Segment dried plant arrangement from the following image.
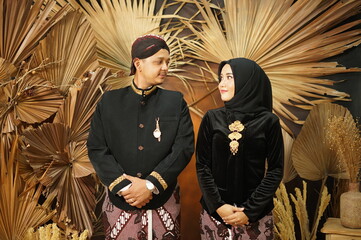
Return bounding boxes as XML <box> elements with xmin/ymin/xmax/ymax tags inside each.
<box><xmin>24</xmin><ymin>223</ymin><xmax>89</xmax><ymax>240</ymax></box>
<box><xmin>0</xmin><ymin>135</ymin><xmax>56</xmax><ymax>240</ymax></box>
<box><xmin>326</xmin><ymin>113</ymin><xmax>361</xmax><ymax>184</ymax></box>
<box><xmin>273</xmin><ymin>181</ymin><xmax>331</xmax><ymax>240</ymax></box>
<box><xmin>0</xmin><ymin>0</ymin><xmax>71</xmax><ymax>72</ymax></box>
<box><xmin>175</xmin><ymin>0</ymin><xmax>361</xmax><ymax>134</ymax></box>
<box><xmin>19</xmin><ymin>68</ymin><xmax>111</xmax><ymax>235</ymax></box>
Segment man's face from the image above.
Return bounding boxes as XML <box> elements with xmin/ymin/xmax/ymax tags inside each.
<box><xmin>135</xmin><ymin>49</ymin><xmax>170</xmax><ymax>87</ymax></box>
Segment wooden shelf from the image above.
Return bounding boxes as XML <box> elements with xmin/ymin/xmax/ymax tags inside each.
<box><xmin>321</xmin><ymin>218</ymin><xmax>361</xmax><ymax>240</ymax></box>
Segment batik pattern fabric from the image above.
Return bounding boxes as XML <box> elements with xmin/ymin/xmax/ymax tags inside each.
<box><xmin>102</xmin><ymin>188</ymin><xmax>181</xmax><ymax>240</ymax></box>
<box><xmin>200</xmin><ymin>209</ymin><xmax>273</xmax><ymax>240</ymax></box>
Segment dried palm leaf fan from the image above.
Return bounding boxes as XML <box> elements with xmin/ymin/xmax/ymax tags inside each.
<box><xmin>0</xmin><ymin>0</ymin><xmax>70</xmax><ymax>67</ymax></box>
<box><xmin>0</xmin><ymin>58</ymin><xmax>17</xmax><ymax>82</ymax></box>
<box><xmin>0</xmin><ymin>134</ymin><xmax>56</xmax><ymax>240</ymax></box>
<box><xmin>22</xmin><ymin>123</ymin><xmax>96</xmax><ymax>235</ymax></box>
<box><xmin>0</xmin><ymin>74</ymin><xmax>63</xmax><ymax>133</ymax></box>
<box><xmin>54</xmin><ymin>68</ymin><xmax>111</xmax><ymax>144</ymax></box>
<box><xmin>31</xmin><ymin>10</ymin><xmax>98</xmax><ymax>95</ymax></box>
<box><xmin>282</xmin><ymin>129</ymin><xmax>297</xmax><ymax>183</ymax></box>
<box><xmin>74</xmin><ymin>0</ymin><xmax>185</xmax><ymax>89</ymax></box>
<box><xmin>292</xmin><ymin>103</ymin><xmax>349</xmax><ymax>181</ymax></box>
<box><xmin>177</xmin><ymin>0</ymin><xmax>361</xmax><ymax>134</ymax></box>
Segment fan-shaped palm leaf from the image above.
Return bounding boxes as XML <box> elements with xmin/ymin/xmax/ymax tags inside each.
<box><xmin>74</xmin><ymin>0</ymin><xmax>185</xmax><ymax>89</ymax></box>
<box><xmin>22</xmin><ymin>123</ymin><xmax>96</xmax><ymax>234</ymax></box>
<box><xmin>54</xmin><ymin>68</ymin><xmax>111</xmax><ymax>144</ymax></box>
<box><xmin>292</xmin><ymin>103</ymin><xmax>348</xmax><ymax>181</ymax></box>
<box><xmin>0</xmin><ymin>134</ymin><xmax>56</xmax><ymax>240</ymax></box>
<box><xmin>177</xmin><ymin>0</ymin><xmax>361</xmax><ymax>133</ymax></box>
<box><xmin>0</xmin><ymin>74</ymin><xmax>63</xmax><ymax>133</ymax></box>
<box><xmin>0</xmin><ymin>0</ymin><xmax>70</xmax><ymax>67</ymax></box>
<box><xmin>31</xmin><ymin>10</ymin><xmax>98</xmax><ymax>94</ymax></box>
<box><xmin>0</xmin><ymin>58</ymin><xmax>17</xmax><ymax>81</ymax></box>
<box><xmin>282</xmin><ymin>129</ymin><xmax>297</xmax><ymax>183</ymax></box>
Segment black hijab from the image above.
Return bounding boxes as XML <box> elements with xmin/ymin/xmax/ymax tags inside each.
<box><xmin>218</xmin><ymin>58</ymin><xmax>272</xmax><ymax>114</ymax></box>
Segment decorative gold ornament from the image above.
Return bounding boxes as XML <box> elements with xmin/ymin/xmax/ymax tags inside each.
<box><xmin>228</xmin><ymin>120</ymin><xmax>245</xmax><ymax>155</ymax></box>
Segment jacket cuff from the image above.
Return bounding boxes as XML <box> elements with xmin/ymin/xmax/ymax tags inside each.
<box><xmin>109</xmin><ymin>175</ymin><xmax>132</xmax><ymax>194</ymax></box>
<box><xmin>147</xmin><ymin>171</ymin><xmax>168</xmax><ymax>193</ymax></box>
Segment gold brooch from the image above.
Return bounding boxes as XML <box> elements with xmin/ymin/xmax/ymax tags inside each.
<box><xmin>228</xmin><ymin>120</ymin><xmax>245</xmax><ymax>155</ymax></box>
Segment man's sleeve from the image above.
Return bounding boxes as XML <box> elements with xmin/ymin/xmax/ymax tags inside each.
<box><xmin>87</xmin><ymin>97</ymin><xmax>131</xmax><ymax>194</ymax></box>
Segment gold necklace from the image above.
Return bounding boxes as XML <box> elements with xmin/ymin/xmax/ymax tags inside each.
<box><xmin>228</xmin><ymin>120</ymin><xmax>245</xmax><ymax>155</ymax></box>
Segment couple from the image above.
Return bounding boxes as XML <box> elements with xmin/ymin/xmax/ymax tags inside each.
<box><xmin>87</xmin><ymin>35</ymin><xmax>283</xmax><ymax>240</ymax></box>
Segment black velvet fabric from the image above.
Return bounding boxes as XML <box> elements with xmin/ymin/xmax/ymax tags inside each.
<box><xmin>196</xmin><ymin>58</ymin><xmax>284</xmax><ymax>224</ymax></box>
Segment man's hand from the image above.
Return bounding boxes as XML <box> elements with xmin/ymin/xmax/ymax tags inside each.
<box><xmin>121</xmin><ymin>174</ymin><xmax>153</xmax><ymax>208</ymax></box>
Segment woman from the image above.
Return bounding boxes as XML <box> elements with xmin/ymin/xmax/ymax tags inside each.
<box><xmin>196</xmin><ymin>58</ymin><xmax>283</xmax><ymax>240</ymax></box>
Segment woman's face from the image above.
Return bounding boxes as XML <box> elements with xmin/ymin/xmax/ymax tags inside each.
<box><xmin>218</xmin><ymin>64</ymin><xmax>235</xmax><ymax>102</ymax></box>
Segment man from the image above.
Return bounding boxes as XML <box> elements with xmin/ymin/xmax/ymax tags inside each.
<box><xmin>87</xmin><ymin>34</ymin><xmax>194</xmax><ymax>239</ymax></box>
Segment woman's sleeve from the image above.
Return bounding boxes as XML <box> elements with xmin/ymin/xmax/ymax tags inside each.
<box><xmin>87</xmin><ymin>97</ymin><xmax>131</xmax><ymax>194</ymax></box>
<box><xmin>196</xmin><ymin>112</ymin><xmax>226</xmax><ymax>214</ymax></box>
<box><xmin>243</xmin><ymin>117</ymin><xmax>284</xmax><ymax>222</ymax></box>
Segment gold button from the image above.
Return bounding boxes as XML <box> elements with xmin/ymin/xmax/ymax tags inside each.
<box><xmin>139</xmin><ymin>123</ymin><xmax>144</xmax><ymax>128</ymax></box>
<box><xmin>140</xmin><ymin>101</ymin><xmax>145</xmax><ymax>105</ymax></box>
<box><xmin>138</xmin><ymin>145</ymin><xmax>144</xmax><ymax>151</ymax></box>
<box><xmin>136</xmin><ymin>172</ymin><xmax>142</xmax><ymax>177</ymax></box>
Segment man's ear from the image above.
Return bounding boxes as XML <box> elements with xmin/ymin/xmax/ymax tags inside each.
<box><xmin>133</xmin><ymin>58</ymin><xmax>141</xmax><ymax>71</ymax></box>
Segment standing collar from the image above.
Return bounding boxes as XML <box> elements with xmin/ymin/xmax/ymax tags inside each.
<box><xmin>131</xmin><ymin>80</ymin><xmax>157</xmax><ymax>97</ymax></box>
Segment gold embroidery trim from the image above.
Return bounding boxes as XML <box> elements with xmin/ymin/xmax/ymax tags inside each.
<box><xmin>150</xmin><ymin>171</ymin><xmax>168</xmax><ymax>190</ymax></box>
<box><xmin>109</xmin><ymin>175</ymin><xmax>126</xmax><ymax>191</ymax></box>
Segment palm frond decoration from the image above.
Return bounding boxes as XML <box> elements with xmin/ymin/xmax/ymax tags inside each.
<box><xmin>0</xmin><ymin>74</ymin><xmax>63</xmax><ymax>133</ymax></box>
<box><xmin>0</xmin><ymin>0</ymin><xmax>71</xmax><ymax>67</ymax></box>
<box><xmin>177</xmin><ymin>0</ymin><xmax>361</xmax><ymax>133</ymax></box>
<box><xmin>0</xmin><ymin>134</ymin><xmax>56</xmax><ymax>240</ymax></box>
<box><xmin>0</xmin><ymin>58</ymin><xmax>17</xmax><ymax>81</ymax></box>
<box><xmin>21</xmin><ymin>123</ymin><xmax>96</xmax><ymax>235</ymax></box>
<box><xmin>292</xmin><ymin>103</ymin><xmax>348</xmax><ymax>181</ymax></box>
<box><xmin>54</xmin><ymin>68</ymin><xmax>111</xmax><ymax>144</ymax></box>
<box><xmin>31</xmin><ymin>10</ymin><xmax>98</xmax><ymax>94</ymax></box>
<box><xmin>74</xmin><ymin>0</ymin><xmax>185</xmax><ymax>89</ymax></box>
<box><xmin>282</xmin><ymin>129</ymin><xmax>297</xmax><ymax>183</ymax></box>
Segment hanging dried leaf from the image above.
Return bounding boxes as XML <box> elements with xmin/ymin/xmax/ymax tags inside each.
<box><xmin>0</xmin><ymin>134</ymin><xmax>56</xmax><ymax>240</ymax></box>
<box><xmin>31</xmin><ymin>10</ymin><xmax>98</xmax><ymax>94</ymax></box>
<box><xmin>0</xmin><ymin>74</ymin><xmax>63</xmax><ymax>133</ymax></box>
<box><xmin>177</xmin><ymin>0</ymin><xmax>361</xmax><ymax>133</ymax></box>
<box><xmin>22</xmin><ymin>123</ymin><xmax>96</xmax><ymax>235</ymax></box>
<box><xmin>0</xmin><ymin>0</ymin><xmax>71</xmax><ymax>66</ymax></box>
<box><xmin>0</xmin><ymin>58</ymin><xmax>17</xmax><ymax>81</ymax></box>
<box><xmin>281</xmin><ymin>129</ymin><xmax>297</xmax><ymax>183</ymax></box>
<box><xmin>54</xmin><ymin>67</ymin><xmax>111</xmax><ymax>143</ymax></box>
<box><xmin>292</xmin><ymin>103</ymin><xmax>348</xmax><ymax>181</ymax></box>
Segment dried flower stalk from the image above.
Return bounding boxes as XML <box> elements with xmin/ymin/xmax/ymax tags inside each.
<box><xmin>326</xmin><ymin>115</ymin><xmax>361</xmax><ymax>183</ymax></box>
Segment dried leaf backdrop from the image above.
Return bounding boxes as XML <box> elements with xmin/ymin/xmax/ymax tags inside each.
<box><xmin>0</xmin><ymin>0</ymin><xmax>360</xmax><ymax>239</ymax></box>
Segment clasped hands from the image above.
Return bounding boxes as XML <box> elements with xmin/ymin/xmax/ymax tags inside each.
<box><xmin>119</xmin><ymin>174</ymin><xmax>153</xmax><ymax>208</ymax></box>
<box><xmin>216</xmin><ymin>204</ymin><xmax>249</xmax><ymax>227</ymax></box>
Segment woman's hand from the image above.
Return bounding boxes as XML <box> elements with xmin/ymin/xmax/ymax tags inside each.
<box><xmin>217</xmin><ymin>205</ymin><xmax>249</xmax><ymax>227</ymax></box>
<box><xmin>222</xmin><ymin>207</ymin><xmax>249</xmax><ymax>227</ymax></box>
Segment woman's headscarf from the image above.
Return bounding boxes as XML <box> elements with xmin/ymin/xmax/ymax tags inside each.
<box><xmin>130</xmin><ymin>34</ymin><xmax>170</xmax><ymax>75</ymax></box>
<box><xmin>218</xmin><ymin>58</ymin><xmax>272</xmax><ymax>114</ymax></box>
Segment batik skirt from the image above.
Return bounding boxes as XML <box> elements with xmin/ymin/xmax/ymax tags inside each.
<box><xmin>200</xmin><ymin>208</ymin><xmax>274</xmax><ymax>240</ymax></box>
<box><xmin>102</xmin><ymin>188</ymin><xmax>181</xmax><ymax>240</ymax></box>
